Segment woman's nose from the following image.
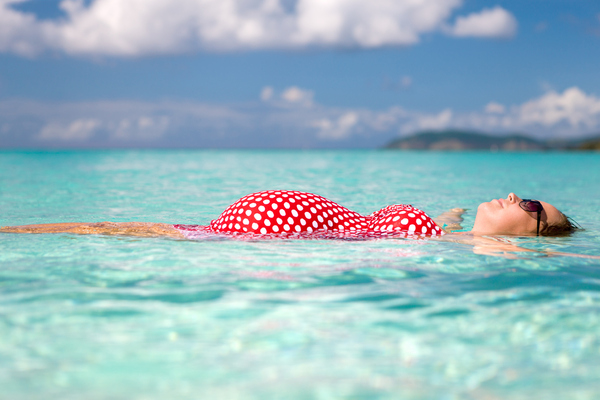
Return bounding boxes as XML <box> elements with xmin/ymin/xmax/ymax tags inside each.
<box><xmin>507</xmin><ymin>193</ymin><xmax>518</xmax><ymax>203</ymax></box>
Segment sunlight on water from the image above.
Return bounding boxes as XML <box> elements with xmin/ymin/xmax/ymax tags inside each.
<box><xmin>1</xmin><ymin>150</ymin><xmax>600</xmax><ymax>399</ymax></box>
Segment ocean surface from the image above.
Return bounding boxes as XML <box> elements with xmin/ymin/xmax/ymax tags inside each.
<box><xmin>1</xmin><ymin>150</ymin><xmax>599</xmax><ymax>400</ymax></box>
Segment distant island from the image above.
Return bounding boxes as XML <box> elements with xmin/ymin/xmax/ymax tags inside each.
<box><xmin>383</xmin><ymin>130</ymin><xmax>600</xmax><ymax>151</ymax></box>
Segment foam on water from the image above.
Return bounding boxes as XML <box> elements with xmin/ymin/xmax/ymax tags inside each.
<box><xmin>1</xmin><ymin>150</ymin><xmax>599</xmax><ymax>399</ymax></box>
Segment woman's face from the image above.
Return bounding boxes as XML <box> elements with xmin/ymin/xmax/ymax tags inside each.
<box><xmin>472</xmin><ymin>193</ymin><xmax>562</xmax><ymax>235</ymax></box>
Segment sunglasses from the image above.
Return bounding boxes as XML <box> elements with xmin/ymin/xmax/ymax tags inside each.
<box><xmin>519</xmin><ymin>199</ymin><xmax>544</xmax><ymax>235</ymax></box>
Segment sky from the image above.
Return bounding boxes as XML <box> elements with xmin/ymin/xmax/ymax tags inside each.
<box><xmin>0</xmin><ymin>0</ymin><xmax>599</xmax><ymax>149</ymax></box>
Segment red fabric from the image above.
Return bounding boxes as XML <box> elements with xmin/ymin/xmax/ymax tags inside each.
<box><xmin>174</xmin><ymin>190</ymin><xmax>443</xmax><ymax>238</ymax></box>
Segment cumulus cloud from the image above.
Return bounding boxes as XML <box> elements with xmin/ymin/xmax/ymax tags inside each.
<box><xmin>0</xmin><ymin>0</ymin><xmax>518</xmax><ymax>57</ymax></box>
<box><xmin>312</xmin><ymin>112</ymin><xmax>359</xmax><ymax>139</ymax></box>
<box><xmin>447</xmin><ymin>6</ymin><xmax>517</xmax><ymax>38</ymax></box>
<box><xmin>485</xmin><ymin>102</ymin><xmax>505</xmax><ymax>114</ymax></box>
<box><xmin>3</xmin><ymin>87</ymin><xmax>599</xmax><ymax>149</ymax></box>
<box><xmin>260</xmin><ymin>85</ymin><xmax>314</xmax><ymax>107</ymax></box>
<box><xmin>281</xmin><ymin>86</ymin><xmax>313</xmax><ymax>105</ymax></box>
<box><xmin>38</xmin><ymin>118</ymin><xmax>101</xmax><ymax>141</ymax></box>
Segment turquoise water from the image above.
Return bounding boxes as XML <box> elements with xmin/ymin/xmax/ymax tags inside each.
<box><xmin>1</xmin><ymin>150</ymin><xmax>600</xmax><ymax>399</ymax></box>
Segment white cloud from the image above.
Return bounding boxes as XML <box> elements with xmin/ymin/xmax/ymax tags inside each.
<box><xmin>260</xmin><ymin>86</ymin><xmax>274</xmax><ymax>101</ymax></box>
<box><xmin>448</xmin><ymin>6</ymin><xmax>517</xmax><ymax>38</ymax></box>
<box><xmin>3</xmin><ymin>87</ymin><xmax>600</xmax><ymax>149</ymax></box>
<box><xmin>38</xmin><ymin>118</ymin><xmax>101</xmax><ymax>140</ymax></box>
<box><xmin>485</xmin><ymin>102</ymin><xmax>505</xmax><ymax>114</ymax></box>
<box><xmin>515</xmin><ymin>87</ymin><xmax>600</xmax><ymax>129</ymax></box>
<box><xmin>0</xmin><ymin>0</ymin><xmax>518</xmax><ymax>57</ymax></box>
<box><xmin>281</xmin><ymin>86</ymin><xmax>313</xmax><ymax>105</ymax></box>
<box><xmin>313</xmin><ymin>111</ymin><xmax>358</xmax><ymax>139</ymax></box>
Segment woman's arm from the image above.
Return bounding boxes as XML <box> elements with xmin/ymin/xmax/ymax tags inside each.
<box><xmin>434</xmin><ymin>208</ymin><xmax>467</xmax><ymax>232</ymax></box>
<box><xmin>0</xmin><ymin>222</ymin><xmax>185</xmax><ymax>239</ymax></box>
<box><xmin>443</xmin><ymin>233</ymin><xmax>600</xmax><ymax>259</ymax></box>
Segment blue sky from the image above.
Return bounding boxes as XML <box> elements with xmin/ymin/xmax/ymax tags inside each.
<box><xmin>1</xmin><ymin>0</ymin><xmax>599</xmax><ymax>148</ymax></box>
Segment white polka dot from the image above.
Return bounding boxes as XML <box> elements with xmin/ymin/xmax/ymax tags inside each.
<box><xmin>242</xmin><ymin>202</ymin><xmax>248</xmax><ymax>206</ymax></box>
<box><xmin>272</xmin><ymin>225</ymin><xmax>279</xmax><ymax>232</ymax></box>
<box><xmin>296</xmin><ymin>204</ymin><xmax>304</xmax><ymax>211</ymax></box>
<box><xmin>258</xmin><ymin>205</ymin><xmax>265</xmax><ymax>212</ymax></box>
<box><xmin>289</xmin><ymin>198</ymin><xmax>296</xmax><ymax>203</ymax></box>
<box><xmin>427</xmin><ymin>222</ymin><xmax>431</xmax><ymax>228</ymax></box>
<box><xmin>316</xmin><ymin>204</ymin><xmax>322</xmax><ymax>210</ymax></box>
<box><xmin>287</xmin><ymin>217</ymin><xmax>294</xmax><ymax>224</ymax></box>
<box><xmin>408</xmin><ymin>224</ymin><xmax>416</xmax><ymax>232</ymax></box>
<box><xmin>401</xmin><ymin>218</ymin><xmax>408</xmax><ymax>225</ymax></box>
<box><xmin>386</xmin><ymin>217</ymin><xmax>392</xmax><ymax>223</ymax></box>
<box><xmin>302</xmin><ymin>201</ymin><xmax>309</xmax><ymax>206</ymax></box>
<box><xmin>243</xmin><ymin>227</ymin><xmax>248</xmax><ymax>232</ymax></box>
<box><xmin>249</xmin><ymin>203</ymin><xmax>256</xmax><ymax>208</ymax></box>
<box><xmin>245</xmin><ymin>210</ymin><xmax>252</xmax><ymax>216</ymax></box>
<box><xmin>277</xmin><ymin>218</ymin><xmax>283</xmax><ymax>225</ymax></box>
<box><xmin>421</xmin><ymin>226</ymin><xmax>427</xmax><ymax>233</ymax></box>
<box><xmin>333</xmin><ymin>217</ymin><xmax>338</xmax><ymax>223</ymax></box>
<box><xmin>252</xmin><ymin>223</ymin><xmax>259</xmax><ymax>230</ymax></box>
<box><xmin>338</xmin><ymin>225</ymin><xmax>344</xmax><ymax>230</ymax></box>
<box><xmin>310</xmin><ymin>207</ymin><xmax>317</xmax><ymax>214</ymax></box>
<box><xmin>243</xmin><ymin>218</ymin><xmax>249</xmax><ymax>225</ymax></box>
<box><xmin>317</xmin><ymin>215</ymin><xmax>324</xmax><ymax>223</ymax></box>
<box><xmin>295</xmin><ymin>225</ymin><xmax>301</xmax><ymax>232</ymax></box>
<box><xmin>416</xmin><ymin>218</ymin><xmax>422</xmax><ymax>225</ymax></box>
<box><xmin>283</xmin><ymin>224</ymin><xmax>290</xmax><ymax>231</ymax></box>
<box><xmin>267</xmin><ymin>211</ymin><xmax>274</xmax><ymax>218</ymax></box>
<box><xmin>312</xmin><ymin>221</ymin><xmax>318</xmax><ymax>228</ymax></box>
<box><xmin>291</xmin><ymin>209</ymin><xmax>298</xmax><ymax>217</ymax></box>
<box><xmin>284</xmin><ymin>202</ymin><xmax>290</xmax><ymax>209</ymax></box>
<box><xmin>399</xmin><ymin>211</ymin><xmax>406</xmax><ymax>214</ymax></box>
<box><xmin>387</xmin><ymin>225</ymin><xmax>394</xmax><ymax>231</ymax></box>
<box><xmin>409</xmin><ymin>213</ymin><xmax>415</xmax><ymax>218</ymax></box>
<box><xmin>305</xmin><ymin>212</ymin><xmax>312</xmax><ymax>219</ymax></box>
<box><xmin>260</xmin><ymin>227</ymin><xmax>267</xmax><ymax>234</ymax></box>
<box><xmin>235</xmin><ymin>223</ymin><xmax>240</xmax><ymax>229</ymax></box>
<box><xmin>277</xmin><ymin>198</ymin><xmax>283</xmax><ymax>203</ymax></box>
<box><xmin>265</xmin><ymin>219</ymin><xmax>271</xmax><ymax>226</ymax></box>
<box><xmin>236</xmin><ymin>216</ymin><xmax>241</xmax><ymax>222</ymax></box>
<box><xmin>328</xmin><ymin>220</ymin><xmax>333</xmax><ymax>227</ymax></box>
<box><xmin>272</xmin><ymin>203</ymin><xmax>278</xmax><ymax>210</ymax></box>
<box><xmin>307</xmin><ymin>226</ymin><xmax>313</xmax><ymax>232</ymax></box>
<box><xmin>279</xmin><ymin>209</ymin><xmax>286</xmax><ymax>217</ymax></box>
<box><xmin>393</xmin><ymin>216</ymin><xmax>400</xmax><ymax>222</ymax></box>
<box><xmin>254</xmin><ymin>213</ymin><xmax>262</xmax><ymax>221</ymax></box>
<box><xmin>228</xmin><ymin>223</ymin><xmax>233</xmax><ymax>229</ymax></box>
<box><xmin>300</xmin><ymin>218</ymin><xmax>306</xmax><ymax>226</ymax></box>
<box><xmin>263</xmin><ymin>199</ymin><xmax>270</xmax><ymax>204</ymax></box>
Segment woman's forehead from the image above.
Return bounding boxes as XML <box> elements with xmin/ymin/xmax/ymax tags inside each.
<box><xmin>540</xmin><ymin>201</ymin><xmax>561</xmax><ymax>224</ymax></box>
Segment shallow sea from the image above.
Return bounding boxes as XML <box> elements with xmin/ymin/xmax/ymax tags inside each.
<box><xmin>1</xmin><ymin>150</ymin><xmax>600</xmax><ymax>399</ymax></box>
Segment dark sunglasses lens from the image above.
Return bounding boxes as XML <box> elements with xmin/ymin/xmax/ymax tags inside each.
<box><xmin>520</xmin><ymin>200</ymin><xmax>543</xmax><ymax>212</ymax></box>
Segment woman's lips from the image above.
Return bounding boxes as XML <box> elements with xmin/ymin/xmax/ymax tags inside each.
<box><xmin>496</xmin><ymin>199</ymin><xmax>503</xmax><ymax>208</ymax></box>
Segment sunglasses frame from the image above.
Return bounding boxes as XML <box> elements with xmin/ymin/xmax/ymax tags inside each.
<box><xmin>520</xmin><ymin>199</ymin><xmax>544</xmax><ymax>235</ymax></box>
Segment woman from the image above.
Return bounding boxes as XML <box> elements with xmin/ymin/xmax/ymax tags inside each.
<box><xmin>0</xmin><ymin>190</ymin><xmax>577</xmax><ymax>240</ymax></box>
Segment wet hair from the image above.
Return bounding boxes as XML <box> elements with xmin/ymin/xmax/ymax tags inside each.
<box><xmin>540</xmin><ymin>212</ymin><xmax>581</xmax><ymax>236</ymax></box>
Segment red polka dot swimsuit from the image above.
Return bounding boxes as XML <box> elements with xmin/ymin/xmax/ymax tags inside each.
<box><xmin>174</xmin><ymin>190</ymin><xmax>444</xmax><ymax>239</ymax></box>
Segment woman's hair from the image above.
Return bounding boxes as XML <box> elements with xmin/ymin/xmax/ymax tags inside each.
<box><xmin>541</xmin><ymin>212</ymin><xmax>581</xmax><ymax>236</ymax></box>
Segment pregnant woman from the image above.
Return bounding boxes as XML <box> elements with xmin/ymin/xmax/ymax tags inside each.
<box><xmin>0</xmin><ymin>190</ymin><xmax>576</xmax><ymax>239</ymax></box>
